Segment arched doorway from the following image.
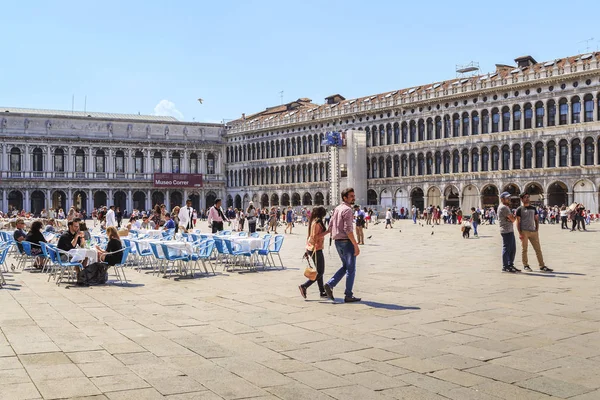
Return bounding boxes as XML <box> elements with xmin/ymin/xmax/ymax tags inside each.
<box><xmin>261</xmin><ymin>194</ymin><xmax>269</xmax><ymax>208</ymax></box>
<box><xmin>152</xmin><ymin>191</ymin><xmax>164</xmax><ymax>208</ymax></box>
<box><xmin>444</xmin><ymin>185</ymin><xmax>460</xmax><ymax>208</ymax></box>
<box><xmin>243</xmin><ymin>194</ymin><xmax>250</xmax><ymax>210</ymax></box>
<box><xmin>367</xmin><ymin>189</ymin><xmax>378</xmax><ymax>206</ymax></box>
<box><xmin>461</xmin><ymin>185</ymin><xmax>479</xmax><ymax>212</ymax></box>
<box><xmin>503</xmin><ymin>184</ymin><xmax>521</xmax><ymax>209</ymax></box>
<box><xmin>8</xmin><ymin>191</ymin><xmax>23</xmax><ymax>212</ymax></box>
<box><xmin>380</xmin><ymin>189</ymin><xmax>392</xmax><ymax>208</ymax></box>
<box><xmin>133</xmin><ymin>191</ymin><xmax>146</xmax><ymax>211</ymax></box>
<box><xmin>73</xmin><ymin>190</ymin><xmax>87</xmax><ymax>211</ymax></box>
<box><xmin>234</xmin><ymin>195</ymin><xmax>242</xmax><ymax>209</ymax></box>
<box><xmin>426</xmin><ymin>186</ymin><xmax>441</xmax><ymax>208</ymax></box>
<box><xmin>395</xmin><ymin>189</ymin><xmax>408</xmax><ymax>210</ymax></box>
<box><xmin>30</xmin><ymin>190</ymin><xmax>45</xmax><ymax>215</ymax></box>
<box><xmin>547</xmin><ymin>181</ymin><xmax>568</xmax><ymax>207</ymax></box>
<box><xmin>52</xmin><ymin>190</ymin><xmax>67</xmax><ymax>211</ymax></box>
<box><xmin>271</xmin><ymin>193</ymin><xmax>279</xmax><ymax>206</ymax></box>
<box><xmin>189</xmin><ymin>192</ymin><xmax>200</xmax><ymax>211</ymax></box>
<box><xmin>524</xmin><ymin>182</ymin><xmax>544</xmax><ymax>207</ymax></box>
<box><xmin>205</xmin><ymin>191</ymin><xmax>217</xmax><ymax>208</ymax></box>
<box><xmin>94</xmin><ymin>191</ymin><xmax>107</xmax><ymax>209</ymax></box>
<box><xmin>226</xmin><ymin>195</ymin><xmax>233</xmax><ymax>208</ymax></box>
<box><xmin>481</xmin><ymin>185</ymin><xmax>499</xmax><ymax>209</ymax></box>
<box><xmin>410</xmin><ymin>187</ymin><xmax>424</xmax><ymax>212</ymax></box>
<box><xmin>303</xmin><ymin>192</ymin><xmax>312</xmax><ymax>206</ymax></box>
<box><xmin>281</xmin><ymin>193</ymin><xmax>290</xmax><ymax>206</ymax></box>
<box><xmin>292</xmin><ymin>193</ymin><xmax>301</xmax><ymax>206</ymax></box>
<box><xmin>170</xmin><ymin>191</ymin><xmax>182</xmax><ymax>208</ymax></box>
<box><xmin>315</xmin><ymin>192</ymin><xmax>324</xmax><ymax>205</ymax></box>
<box><xmin>573</xmin><ymin>180</ymin><xmax>597</xmax><ymax>212</ymax></box>
<box><xmin>114</xmin><ymin>191</ymin><xmax>126</xmax><ymax>211</ymax></box>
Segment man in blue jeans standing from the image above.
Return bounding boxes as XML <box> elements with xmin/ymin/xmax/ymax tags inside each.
<box><xmin>323</xmin><ymin>188</ymin><xmax>361</xmax><ymax>303</ymax></box>
<box><xmin>497</xmin><ymin>192</ymin><xmax>519</xmax><ymax>273</ymax></box>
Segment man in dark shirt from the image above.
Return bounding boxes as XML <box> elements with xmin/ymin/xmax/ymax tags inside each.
<box><xmin>163</xmin><ymin>213</ymin><xmax>176</xmax><ymax>230</ymax></box>
<box><xmin>58</xmin><ymin>220</ymin><xmax>85</xmax><ymax>254</ymax></box>
<box><xmin>13</xmin><ymin>219</ymin><xmax>27</xmax><ymax>253</ymax></box>
<box><xmin>516</xmin><ymin>193</ymin><xmax>552</xmax><ymax>272</ymax></box>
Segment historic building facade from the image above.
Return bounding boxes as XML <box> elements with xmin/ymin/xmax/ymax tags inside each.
<box><xmin>0</xmin><ymin>108</ymin><xmax>225</xmax><ymax>214</ymax></box>
<box><xmin>226</xmin><ymin>53</ymin><xmax>600</xmax><ymax>213</ymax></box>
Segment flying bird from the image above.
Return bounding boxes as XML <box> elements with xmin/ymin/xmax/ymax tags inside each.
<box><xmin>197</xmin><ymin>98</ymin><xmax>204</xmax><ymax>104</ymax></box>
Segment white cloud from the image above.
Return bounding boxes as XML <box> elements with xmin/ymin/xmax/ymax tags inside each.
<box><xmin>153</xmin><ymin>99</ymin><xmax>184</xmax><ymax>120</ymax></box>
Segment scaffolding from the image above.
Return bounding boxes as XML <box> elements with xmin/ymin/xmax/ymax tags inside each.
<box><xmin>456</xmin><ymin>61</ymin><xmax>480</xmax><ymax>78</ymax></box>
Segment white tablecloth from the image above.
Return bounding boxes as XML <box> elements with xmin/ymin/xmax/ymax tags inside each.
<box><xmin>136</xmin><ymin>240</ymin><xmax>193</xmax><ymax>258</ymax></box>
<box><xmin>228</xmin><ymin>237</ymin><xmax>263</xmax><ymax>252</ymax></box>
<box><xmin>138</xmin><ymin>229</ymin><xmax>164</xmax><ymax>239</ymax></box>
<box><xmin>68</xmin><ymin>248</ymin><xmax>98</xmax><ymax>263</ymax></box>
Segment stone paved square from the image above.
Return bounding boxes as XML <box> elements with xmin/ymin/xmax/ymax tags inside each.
<box><xmin>1</xmin><ymin>220</ymin><xmax>599</xmax><ymax>399</ymax></box>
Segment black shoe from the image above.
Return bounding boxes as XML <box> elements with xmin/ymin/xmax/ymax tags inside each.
<box><xmin>324</xmin><ymin>284</ymin><xmax>335</xmax><ymax>301</ymax></box>
<box><xmin>523</xmin><ymin>265</ymin><xmax>532</xmax><ymax>272</ymax></box>
<box><xmin>344</xmin><ymin>296</ymin><xmax>361</xmax><ymax>303</ymax></box>
<box><xmin>540</xmin><ymin>266</ymin><xmax>553</xmax><ymax>272</ymax></box>
<box><xmin>502</xmin><ymin>267</ymin><xmax>516</xmax><ymax>273</ymax></box>
<box><xmin>510</xmin><ymin>266</ymin><xmax>521</xmax><ymax>273</ymax></box>
<box><xmin>320</xmin><ymin>293</ymin><xmax>328</xmax><ymax>298</ymax></box>
<box><xmin>298</xmin><ymin>285</ymin><xmax>307</xmax><ymax>299</ymax></box>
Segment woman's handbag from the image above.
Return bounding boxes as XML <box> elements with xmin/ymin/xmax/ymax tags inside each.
<box><xmin>303</xmin><ymin>251</ymin><xmax>317</xmax><ymax>281</ymax></box>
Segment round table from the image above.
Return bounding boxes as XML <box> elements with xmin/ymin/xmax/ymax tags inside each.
<box><xmin>68</xmin><ymin>248</ymin><xmax>98</xmax><ymax>263</ymax></box>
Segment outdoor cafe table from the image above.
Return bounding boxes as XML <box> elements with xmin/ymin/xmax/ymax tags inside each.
<box><xmin>136</xmin><ymin>239</ymin><xmax>194</xmax><ymax>257</ymax></box>
<box><xmin>227</xmin><ymin>237</ymin><xmax>263</xmax><ymax>252</ymax></box>
<box><xmin>68</xmin><ymin>248</ymin><xmax>98</xmax><ymax>263</ymax></box>
<box><xmin>138</xmin><ymin>229</ymin><xmax>164</xmax><ymax>239</ymax></box>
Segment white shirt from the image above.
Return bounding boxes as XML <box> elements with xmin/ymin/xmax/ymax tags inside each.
<box><xmin>178</xmin><ymin>206</ymin><xmax>194</xmax><ymax>229</ymax></box>
<box><xmin>385</xmin><ymin>210</ymin><xmax>392</xmax><ymax>219</ymax></box>
<box><xmin>106</xmin><ymin>209</ymin><xmax>116</xmax><ymax>227</ymax></box>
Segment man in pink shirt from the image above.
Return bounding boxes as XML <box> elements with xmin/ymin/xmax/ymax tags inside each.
<box><xmin>322</xmin><ymin>188</ymin><xmax>361</xmax><ymax>303</ymax></box>
<box><xmin>208</xmin><ymin>198</ymin><xmax>229</xmax><ymax>233</ymax></box>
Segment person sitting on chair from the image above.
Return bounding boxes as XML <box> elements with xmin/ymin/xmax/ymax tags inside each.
<box><xmin>96</xmin><ymin>227</ymin><xmax>123</xmax><ymax>266</ymax></box>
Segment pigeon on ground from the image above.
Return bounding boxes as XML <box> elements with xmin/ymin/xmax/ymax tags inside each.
<box><xmin>431</xmin><ymin>231</ymin><xmax>434</xmax><ymax>235</ymax></box>
<box><xmin>367</xmin><ymin>235</ymin><xmax>372</xmax><ymax>239</ymax></box>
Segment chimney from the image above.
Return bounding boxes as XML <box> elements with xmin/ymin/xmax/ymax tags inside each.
<box><xmin>514</xmin><ymin>55</ymin><xmax>537</xmax><ymax>68</ymax></box>
<box><xmin>495</xmin><ymin>64</ymin><xmax>514</xmax><ymax>74</ymax></box>
<box><xmin>242</xmin><ymin>113</ymin><xmax>246</xmax><ymax>120</ymax></box>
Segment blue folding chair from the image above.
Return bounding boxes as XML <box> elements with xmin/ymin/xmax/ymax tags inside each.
<box><xmin>47</xmin><ymin>247</ymin><xmax>83</xmax><ymax>286</ymax></box>
<box><xmin>133</xmin><ymin>240</ymin><xmax>154</xmax><ymax>270</ymax></box>
<box><xmin>223</xmin><ymin>238</ymin><xmax>253</xmax><ymax>270</ymax></box>
<box><xmin>160</xmin><ymin>244</ymin><xmax>188</xmax><ymax>277</ymax></box>
<box><xmin>149</xmin><ymin>242</ymin><xmax>166</xmax><ymax>275</ymax></box>
<box><xmin>255</xmin><ymin>234</ymin><xmax>274</xmax><ymax>269</ymax></box>
<box><xmin>189</xmin><ymin>240</ymin><xmax>215</xmax><ymax>275</ymax></box>
<box><xmin>250</xmin><ymin>232</ymin><xmax>260</xmax><ymax>238</ymax></box>
<box><xmin>0</xmin><ymin>245</ymin><xmax>10</xmax><ymax>287</ymax></box>
<box><xmin>238</xmin><ymin>232</ymin><xmax>248</xmax><ymax>237</ymax></box>
<box><xmin>106</xmin><ymin>247</ymin><xmax>131</xmax><ymax>284</ymax></box>
<box><xmin>269</xmin><ymin>235</ymin><xmax>285</xmax><ymax>269</ymax></box>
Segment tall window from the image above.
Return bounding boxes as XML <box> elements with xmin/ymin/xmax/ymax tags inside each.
<box><xmin>10</xmin><ymin>147</ymin><xmax>21</xmax><ymax>171</ymax></box>
<box><xmin>435</xmin><ymin>117</ymin><xmax>442</xmax><ymax>139</ymax></box>
<box><xmin>502</xmin><ymin>107</ymin><xmax>510</xmax><ymax>132</ymax></box>
<box><xmin>584</xmin><ymin>137</ymin><xmax>595</xmax><ymax>165</ymax></box>
<box><xmin>524</xmin><ymin>143</ymin><xmax>533</xmax><ymax>169</ymax></box>
<box><xmin>417</xmin><ymin>154</ymin><xmax>424</xmax><ymax>175</ymax></box>
<box><xmin>491</xmin><ymin>109</ymin><xmax>499</xmax><ymax>132</ymax></box>
<box><xmin>471</xmin><ymin>149</ymin><xmax>479</xmax><ymax>172</ymax></box>
<box><xmin>115</xmin><ymin>150</ymin><xmax>125</xmax><ymax>173</ymax></box>
<box><xmin>559</xmin><ymin>99</ymin><xmax>568</xmax><ymax>125</ymax></box>
<box><xmin>559</xmin><ymin>140</ymin><xmax>568</xmax><ymax>167</ymax></box>
<box><xmin>462</xmin><ymin>113</ymin><xmax>469</xmax><ymax>136</ymax></box>
<box><xmin>379</xmin><ymin>125</ymin><xmax>385</xmax><ymax>146</ymax></box>
<box><xmin>444</xmin><ymin>115</ymin><xmax>451</xmax><ymax>138</ymax></box>
<box><xmin>512</xmin><ymin>144</ymin><xmax>521</xmax><ymax>169</ymax></box>
<box><xmin>32</xmin><ymin>148</ymin><xmax>43</xmax><ymax>172</ymax></box>
<box><xmin>206</xmin><ymin>153</ymin><xmax>215</xmax><ymax>174</ymax></box>
<box><xmin>513</xmin><ymin>105</ymin><xmax>521</xmax><ymax>130</ymax></box>
<box><xmin>135</xmin><ymin>151</ymin><xmax>144</xmax><ymax>173</ymax></box>
<box><xmin>393</xmin><ymin>123</ymin><xmax>400</xmax><ymax>144</ymax></box>
<box><xmin>434</xmin><ymin>152</ymin><xmax>441</xmax><ymax>174</ymax></box>
<box><xmin>418</xmin><ymin>120</ymin><xmax>424</xmax><ymax>141</ymax></box>
<box><xmin>472</xmin><ymin>112</ymin><xmax>479</xmax><ymax>135</ymax></box>
<box><xmin>572</xmin><ymin>97</ymin><xmax>581</xmax><ymax>123</ymax></box>
<box><xmin>172</xmin><ymin>152</ymin><xmax>181</xmax><ymax>173</ymax></box>
<box><xmin>401</xmin><ymin>156</ymin><xmax>407</xmax><ymax>176</ymax></box>
<box><xmin>501</xmin><ymin>145</ymin><xmax>510</xmax><ymax>170</ymax></box>
<box><xmin>548</xmin><ymin>100</ymin><xmax>556</xmax><ymax>126</ymax></box>
<box><xmin>443</xmin><ymin>151</ymin><xmax>450</xmax><ymax>174</ymax></box>
<box><xmin>571</xmin><ymin>139</ymin><xmax>581</xmax><ymax>167</ymax></box>
<box><xmin>547</xmin><ymin>141</ymin><xmax>556</xmax><ymax>168</ymax></box>
<box><xmin>481</xmin><ymin>110</ymin><xmax>489</xmax><ymax>134</ymax></box>
<box><xmin>584</xmin><ymin>94</ymin><xmax>594</xmax><ymax>122</ymax></box>
<box><xmin>452</xmin><ymin>150</ymin><xmax>459</xmax><ymax>173</ymax></box>
<box><xmin>401</xmin><ymin>123</ymin><xmax>408</xmax><ymax>143</ymax></box>
<box><xmin>535</xmin><ymin>142</ymin><xmax>544</xmax><ymax>168</ymax></box>
<box><xmin>409</xmin><ymin>121</ymin><xmax>416</xmax><ymax>142</ymax></box>
<box><xmin>535</xmin><ymin>102</ymin><xmax>544</xmax><ymax>127</ymax></box>
<box><xmin>409</xmin><ymin>155</ymin><xmax>416</xmax><ymax>176</ymax></box>
<box><xmin>95</xmin><ymin>149</ymin><xmax>105</xmax><ymax>173</ymax></box>
<box><xmin>153</xmin><ymin>151</ymin><xmax>162</xmax><ymax>173</ymax></box>
<box><xmin>524</xmin><ymin>104</ymin><xmax>532</xmax><ymax>129</ymax></box>
<box><xmin>452</xmin><ymin>114</ymin><xmax>460</xmax><ymax>137</ymax></box>
<box><xmin>189</xmin><ymin>153</ymin><xmax>198</xmax><ymax>173</ymax></box>
<box><xmin>461</xmin><ymin>149</ymin><xmax>469</xmax><ymax>172</ymax></box>
<box><xmin>54</xmin><ymin>148</ymin><xmax>65</xmax><ymax>172</ymax></box>
<box><xmin>426</xmin><ymin>119</ymin><xmax>433</xmax><ymax>140</ymax></box>
<box><xmin>75</xmin><ymin>149</ymin><xmax>85</xmax><ymax>172</ymax></box>
<box><xmin>491</xmin><ymin>146</ymin><xmax>499</xmax><ymax>171</ymax></box>
<box><xmin>481</xmin><ymin>147</ymin><xmax>489</xmax><ymax>172</ymax></box>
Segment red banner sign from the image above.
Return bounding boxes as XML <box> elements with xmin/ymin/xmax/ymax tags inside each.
<box><xmin>153</xmin><ymin>173</ymin><xmax>203</xmax><ymax>188</ymax></box>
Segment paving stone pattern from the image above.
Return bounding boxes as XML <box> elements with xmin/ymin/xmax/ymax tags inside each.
<box><xmin>0</xmin><ymin>220</ymin><xmax>599</xmax><ymax>399</ymax></box>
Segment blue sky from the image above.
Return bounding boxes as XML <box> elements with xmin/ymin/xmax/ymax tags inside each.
<box><xmin>1</xmin><ymin>0</ymin><xmax>599</xmax><ymax>123</ymax></box>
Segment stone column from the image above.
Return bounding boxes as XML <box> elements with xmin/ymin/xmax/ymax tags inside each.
<box><xmin>182</xmin><ymin>150</ymin><xmax>188</xmax><ymax>173</ymax></box>
<box><xmin>183</xmin><ymin>189</ymin><xmax>188</xmax><ymax>203</ymax></box>
<box><xmin>1</xmin><ymin>144</ymin><xmax>6</xmax><ymax>172</ymax></box>
<box><xmin>2</xmin><ymin>189</ymin><xmax>7</xmax><ymax>213</ymax></box>
<box><xmin>165</xmin><ymin>190</ymin><xmax>170</xmax><ymax>211</ymax></box>
<box><xmin>127</xmin><ymin>189</ymin><xmax>133</xmax><ymax>212</ymax></box>
<box><xmin>566</xmin><ymin>100</ymin><xmax>572</xmax><ymax>125</ymax></box>
<box><xmin>200</xmin><ymin>151</ymin><xmax>205</xmax><ymax>174</ymax></box>
<box><xmin>146</xmin><ymin>150</ymin><xmax>152</xmax><ymax>176</ymax></box>
<box><xmin>88</xmin><ymin>189</ymin><xmax>93</xmax><ymax>213</ymax></box>
<box><xmin>24</xmin><ymin>190</ymin><xmax>29</xmax><ymax>212</ymax></box>
<box><xmin>165</xmin><ymin>150</ymin><xmax>170</xmax><ymax>173</ymax></box>
<box><xmin>146</xmin><ymin>189</ymin><xmax>151</xmax><ymax>211</ymax></box>
<box><xmin>24</xmin><ymin>146</ymin><xmax>30</xmax><ymax>177</ymax></box>
<box><xmin>46</xmin><ymin>146</ymin><xmax>52</xmax><ymax>176</ymax></box>
<box><xmin>108</xmin><ymin>189</ymin><xmax>113</xmax><ymax>206</ymax></box>
<box><xmin>127</xmin><ymin>150</ymin><xmax>133</xmax><ymax>176</ymax></box>
<box><xmin>67</xmin><ymin>188</ymin><xmax>72</xmax><ymax>208</ymax></box>
<box><xmin>568</xmin><ymin>191</ymin><xmax>574</xmax><ymax>205</ymax></box>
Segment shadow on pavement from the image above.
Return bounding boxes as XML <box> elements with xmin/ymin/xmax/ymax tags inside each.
<box><xmin>356</xmin><ymin>301</ymin><xmax>421</xmax><ymax>311</ymax></box>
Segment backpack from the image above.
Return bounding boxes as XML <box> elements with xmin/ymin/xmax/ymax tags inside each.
<box><xmin>77</xmin><ymin>262</ymin><xmax>110</xmax><ymax>286</ymax></box>
<box><xmin>356</xmin><ymin>213</ymin><xmax>365</xmax><ymax>227</ymax></box>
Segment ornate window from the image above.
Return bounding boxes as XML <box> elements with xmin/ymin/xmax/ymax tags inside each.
<box><xmin>502</xmin><ymin>107</ymin><xmax>510</xmax><ymax>132</ymax></box>
<box><xmin>491</xmin><ymin>108</ymin><xmax>499</xmax><ymax>133</ymax></box>
<box><xmin>75</xmin><ymin>149</ymin><xmax>85</xmax><ymax>173</ymax></box>
<box><xmin>535</xmin><ymin>101</ymin><xmax>544</xmax><ymax>127</ymax></box>
<box><xmin>10</xmin><ymin>147</ymin><xmax>21</xmax><ymax>172</ymax></box>
<box><xmin>443</xmin><ymin>151</ymin><xmax>450</xmax><ymax>174</ymax></box>
<box><xmin>452</xmin><ymin>114</ymin><xmax>460</xmax><ymax>137</ymax></box>
<box><xmin>426</xmin><ymin>118</ymin><xmax>433</xmax><ymax>140</ymax></box>
<box><xmin>461</xmin><ymin>149</ymin><xmax>469</xmax><ymax>172</ymax></box>
<box><xmin>435</xmin><ymin>117</ymin><xmax>442</xmax><ymax>139</ymax></box>
<box><xmin>471</xmin><ymin>112</ymin><xmax>479</xmax><ymax>135</ymax></box>
<box><xmin>32</xmin><ymin>148</ymin><xmax>43</xmax><ymax>172</ymax></box>
<box><xmin>491</xmin><ymin>146</ymin><xmax>499</xmax><ymax>171</ymax></box>
<box><xmin>524</xmin><ymin>143</ymin><xmax>532</xmax><ymax>169</ymax></box>
<box><xmin>547</xmin><ymin>141</ymin><xmax>556</xmax><ymax>168</ymax></box>
<box><xmin>481</xmin><ymin>109</ymin><xmax>489</xmax><ymax>134</ymax></box>
<box><xmin>501</xmin><ymin>145</ymin><xmax>510</xmax><ymax>170</ymax></box>
<box><xmin>547</xmin><ymin>100</ymin><xmax>556</xmax><ymax>126</ymax></box>
<box><xmin>571</xmin><ymin>96</ymin><xmax>581</xmax><ymax>123</ymax></box>
<box><xmin>524</xmin><ymin>103</ymin><xmax>532</xmax><ymax>129</ymax></box>
<box><xmin>584</xmin><ymin>137</ymin><xmax>595</xmax><ymax>165</ymax></box>
<box><xmin>153</xmin><ymin>151</ymin><xmax>162</xmax><ymax>173</ymax></box>
<box><xmin>115</xmin><ymin>150</ymin><xmax>125</xmax><ymax>173</ymax></box>
<box><xmin>189</xmin><ymin>153</ymin><xmax>198</xmax><ymax>173</ymax></box>
<box><xmin>409</xmin><ymin>121</ymin><xmax>416</xmax><ymax>142</ymax></box>
<box><xmin>471</xmin><ymin>148</ymin><xmax>479</xmax><ymax>172</ymax></box>
<box><xmin>513</xmin><ymin>105</ymin><xmax>521</xmax><ymax>130</ymax></box>
<box><xmin>54</xmin><ymin>148</ymin><xmax>65</xmax><ymax>172</ymax></box>
<box><xmin>584</xmin><ymin>94</ymin><xmax>594</xmax><ymax>122</ymax></box>
<box><xmin>206</xmin><ymin>153</ymin><xmax>215</xmax><ymax>174</ymax></box>
<box><xmin>135</xmin><ymin>151</ymin><xmax>144</xmax><ymax>173</ymax></box>
<box><xmin>452</xmin><ymin>150</ymin><xmax>459</xmax><ymax>173</ymax></box>
<box><xmin>512</xmin><ymin>144</ymin><xmax>521</xmax><ymax>169</ymax></box>
<box><xmin>535</xmin><ymin>142</ymin><xmax>544</xmax><ymax>168</ymax></box>
<box><xmin>418</xmin><ymin>119</ymin><xmax>425</xmax><ymax>141</ymax></box>
<box><xmin>171</xmin><ymin>152</ymin><xmax>181</xmax><ymax>173</ymax></box>
<box><xmin>462</xmin><ymin>113</ymin><xmax>469</xmax><ymax>136</ymax></box>
<box><xmin>481</xmin><ymin>147</ymin><xmax>489</xmax><ymax>172</ymax></box>
<box><xmin>559</xmin><ymin>98</ymin><xmax>568</xmax><ymax>125</ymax></box>
<box><xmin>559</xmin><ymin>139</ymin><xmax>568</xmax><ymax>167</ymax></box>
<box><xmin>571</xmin><ymin>138</ymin><xmax>581</xmax><ymax>166</ymax></box>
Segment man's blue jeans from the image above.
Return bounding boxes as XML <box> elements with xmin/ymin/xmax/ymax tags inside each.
<box><xmin>472</xmin><ymin>221</ymin><xmax>478</xmax><ymax>236</ymax></box>
<box><xmin>412</xmin><ymin>214</ymin><xmax>417</xmax><ymax>223</ymax></box>
<box><xmin>501</xmin><ymin>232</ymin><xmax>516</xmax><ymax>268</ymax></box>
<box><xmin>327</xmin><ymin>240</ymin><xmax>356</xmax><ymax>298</ymax></box>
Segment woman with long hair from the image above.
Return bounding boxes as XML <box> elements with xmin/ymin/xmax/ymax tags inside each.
<box><xmin>96</xmin><ymin>226</ymin><xmax>123</xmax><ymax>266</ymax></box>
<box><xmin>246</xmin><ymin>203</ymin><xmax>257</xmax><ymax>233</ymax></box>
<box><xmin>25</xmin><ymin>220</ymin><xmax>47</xmax><ymax>268</ymax></box>
<box><xmin>298</xmin><ymin>206</ymin><xmax>327</xmax><ymax>299</ymax></box>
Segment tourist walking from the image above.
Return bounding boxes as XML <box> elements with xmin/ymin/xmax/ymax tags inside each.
<box><xmin>516</xmin><ymin>193</ymin><xmax>553</xmax><ymax>272</ymax></box>
<box><xmin>105</xmin><ymin>205</ymin><xmax>117</xmax><ymax>227</ymax></box>
<box><xmin>298</xmin><ymin>206</ymin><xmax>328</xmax><ymax>299</ymax></box>
<box><xmin>498</xmin><ymin>192</ymin><xmax>519</xmax><ymax>273</ymax></box>
<box><xmin>385</xmin><ymin>208</ymin><xmax>393</xmax><ymax>229</ymax></box>
<box><xmin>322</xmin><ymin>188</ymin><xmax>361</xmax><ymax>303</ymax></box>
<box><xmin>284</xmin><ymin>206</ymin><xmax>293</xmax><ymax>234</ymax></box>
<box><xmin>246</xmin><ymin>202</ymin><xmax>257</xmax><ymax>233</ymax></box>
<box><xmin>470</xmin><ymin>207</ymin><xmax>481</xmax><ymax>237</ymax></box>
<box><xmin>354</xmin><ymin>205</ymin><xmax>365</xmax><ymax>245</ymax></box>
<box><xmin>208</xmin><ymin>198</ymin><xmax>229</xmax><ymax>234</ymax></box>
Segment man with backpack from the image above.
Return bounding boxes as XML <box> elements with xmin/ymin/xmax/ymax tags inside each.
<box><xmin>354</xmin><ymin>205</ymin><xmax>366</xmax><ymax>245</ymax></box>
